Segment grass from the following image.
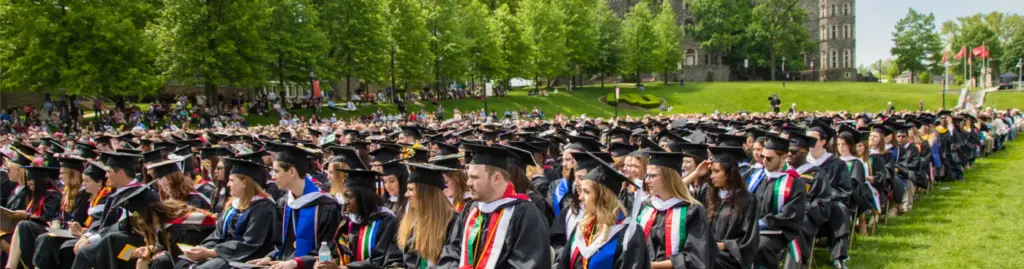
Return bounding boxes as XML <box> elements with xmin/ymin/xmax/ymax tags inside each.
<box><xmin>246</xmin><ymin>82</ymin><xmax>960</xmax><ymax>125</ymax></box>
<box><xmin>985</xmin><ymin>91</ymin><xmax>1024</xmax><ymax>109</ymax></box>
<box><xmin>810</xmin><ymin>138</ymin><xmax>1024</xmax><ymax>268</ymax></box>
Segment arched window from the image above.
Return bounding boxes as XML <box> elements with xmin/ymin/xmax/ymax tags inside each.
<box><xmin>831</xmin><ymin>25</ymin><xmax>837</xmax><ymax>40</ymax></box>
<box><xmin>845</xmin><ymin>24</ymin><xmax>852</xmax><ymax>40</ymax></box>
<box><xmin>685</xmin><ymin>49</ymin><xmax>696</xmax><ymax>66</ymax></box>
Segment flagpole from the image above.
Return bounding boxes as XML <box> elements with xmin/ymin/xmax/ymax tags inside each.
<box><xmin>943</xmin><ymin>61</ymin><xmax>948</xmax><ymax>109</ymax></box>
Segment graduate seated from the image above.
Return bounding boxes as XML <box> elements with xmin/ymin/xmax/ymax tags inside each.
<box><xmin>2</xmin><ymin>166</ymin><xmax>62</xmax><ymax>269</ymax></box>
<box><xmin>636</xmin><ymin>151</ymin><xmax>714</xmax><ymax>269</ymax></box>
<box><xmin>172</xmin><ymin>158</ymin><xmax>279</xmax><ymax>269</ymax></box>
<box><xmin>147</xmin><ymin>159</ymin><xmax>213</xmax><ymax>210</ymax></box>
<box><xmin>32</xmin><ymin>159</ymin><xmax>114</xmax><ymax>269</ymax></box>
<box><xmin>318</xmin><ymin>169</ymin><xmax>401</xmax><ymax>269</ymax></box>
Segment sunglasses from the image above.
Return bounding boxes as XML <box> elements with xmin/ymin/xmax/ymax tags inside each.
<box><xmin>760</xmin><ymin>155</ymin><xmax>775</xmax><ymax>163</ymax></box>
<box><xmin>789</xmin><ymin>149</ymin><xmax>806</xmax><ymax>155</ymax></box>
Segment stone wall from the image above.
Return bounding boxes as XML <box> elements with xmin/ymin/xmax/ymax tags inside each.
<box><xmin>679</xmin><ymin>65</ymin><xmax>730</xmax><ymax>82</ymax></box>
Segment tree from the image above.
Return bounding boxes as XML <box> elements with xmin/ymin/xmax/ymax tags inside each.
<box><xmin>425</xmin><ymin>0</ymin><xmax>469</xmax><ymax>89</ymax></box>
<box><xmin>587</xmin><ymin>2</ymin><xmax>622</xmax><ymax>89</ymax></box>
<box><xmin>266</xmin><ymin>0</ymin><xmax>327</xmax><ymax>93</ymax></box>
<box><xmin>315</xmin><ymin>0</ymin><xmax>388</xmax><ymax>99</ymax></box>
<box><xmin>999</xmin><ymin>14</ymin><xmax>1023</xmax><ymax>72</ymax></box>
<box><xmin>689</xmin><ymin>0</ymin><xmax>754</xmax><ymax>55</ymax></box>
<box><xmin>152</xmin><ymin>0</ymin><xmax>273</xmax><ymax>104</ymax></box>
<box><xmin>890</xmin><ymin>8</ymin><xmax>942</xmax><ymax>83</ymax></box>
<box><xmin>490</xmin><ymin>4</ymin><xmax>530</xmax><ymax>83</ymax></box>
<box><xmin>1</xmin><ymin>0</ymin><xmax>161</xmax><ymax>96</ymax></box>
<box><xmin>747</xmin><ymin>0</ymin><xmax>812</xmax><ymax>80</ymax></box>
<box><xmin>383</xmin><ymin>0</ymin><xmax>433</xmax><ymax>90</ymax></box>
<box><xmin>652</xmin><ymin>0</ymin><xmax>683</xmax><ymax>84</ymax></box>
<box><xmin>943</xmin><ymin>14</ymin><xmax>1003</xmax><ymax>84</ymax></box>
<box><xmin>519</xmin><ymin>0</ymin><xmax>567</xmax><ymax>89</ymax></box>
<box><xmin>464</xmin><ymin>0</ymin><xmax>502</xmax><ymax>82</ymax></box>
<box><xmin>557</xmin><ymin>0</ymin><xmax>598</xmax><ymax>87</ymax></box>
<box><xmin>618</xmin><ymin>0</ymin><xmax>657</xmax><ymax>82</ymax></box>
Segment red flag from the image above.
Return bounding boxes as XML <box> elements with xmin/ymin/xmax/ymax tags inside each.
<box><xmin>968</xmin><ymin>54</ymin><xmax>973</xmax><ymax>65</ymax></box>
<box><xmin>954</xmin><ymin>46</ymin><xmax>966</xmax><ymax>60</ymax></box>
<box><xmin>972</xmin><ymin>45</ymin><xmax>987</xmax><ymax>58</ymax></box>
<box><xmin>942</xmin><ymin>51</ymin><xmax>948</xmax><ymax>64</ymax></box>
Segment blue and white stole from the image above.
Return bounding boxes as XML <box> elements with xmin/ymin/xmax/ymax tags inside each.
<box><xmin>746</xmin><ymin>168</ymin><xmax>766</xmax><ymax>193</ymax></box>
<box><xmin>552</xmin><ymin>178</ymin><xmax>569</xmax><ymax>217</ymax></box>
<box><xmin>568</xmin><ymin>214</ymin><xmax>627</xmax><ymax>269</ymax></box>
<box><xmin>279</xmin><ymin>175</ymin><xmax>325</xmax><ymax>259</ymax></box>
<box><xmin>221</xmin><ymin>195</ymin><xmax>269</xmax><ymax>240</ymax></box>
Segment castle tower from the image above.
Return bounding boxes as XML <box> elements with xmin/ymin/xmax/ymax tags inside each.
<box><xmin>804</xmin><ymin>0</ymin><xmax>857</xmax><ymax>81</ymax></box>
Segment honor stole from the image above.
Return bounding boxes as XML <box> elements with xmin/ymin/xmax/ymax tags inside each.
<box><xmin>637</xmin><ymin>205</ymin><xmax>688</xmax><ymax>260</ymax></box>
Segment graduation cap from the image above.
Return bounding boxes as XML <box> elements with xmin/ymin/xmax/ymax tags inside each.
<box><xmin>9</xmin><ymin>147</ymin><xmax>36</xmax><ymax>166</ymax></box>
<box><xmin>642</xmin><ymin>150</ymin><xmax>685</xmax><ymax>174</ymax></box>
<box><xmin>307</xmin><ymin>128</ymin><xmax>324</xmax><ymax>137</ymax></box>
<box><xmin>565</xmin><ymin>135</ymin><xmax>603</xmax><ymax>152</ymax></box>
<box><xmin>57</xmin><ymin>155</ymin><xmax>87</xmax><ymax>171</ymax></box>
<box><xmin>781</xmin><ymin>125</ymin><xmax>806</xmax><ymax>136</ymax></box>
<box><xmin>223</xmin><ymin>158</ymin><xmax>271</xmax><ymax>188</ymax></box>
<box><xmin>236</xmin><ymin>151</ymin><xmax>269</xmax><ymax>163</ymax></box>
<box><xmin>410</xmin><ymin>148</ymin><xmax>432</xmax><ymax>163</ymax></box>
<box><xmin>146</xmin><ymin>159</ymin><xmax>183</xmax><ymax>179</ymax></box>
<box><xmin>571</xmin><ymin>151</ymin><xmax>613</xmax><ymax>172</ymax></box>
<box><xmin>581</xmin><ymin>157</ymin><xmax>635</xmax><ymax>194</ymax></box>
<box><xmin>83</xmin><ymin>160</ymin><xmax>107</xmax><ymax>182</ymax></box>
<box><xmin>404</xmin><ymin>162</ymin><xmax>453</xmax><ymax>189</ymax></box>
<box><xmin>463</xmin><ymin>143</ymin><xmax>512</xmax><ymax>170</ymax></box>
<box><xmin>24</xmin><ymin>166</ymin><xmax>60</xmax><ymax>182</ymax></box>
<box><xmin>606</xmin><ymin>127</ymin><xmax>631</xmax><ymax>142</ymax></box>
<box><xmin>348</xmin><ymin>140</ymin><xmax>370</xmax><ymax>153</ymax></box>
<box><xmin>199</xmin><ymin>147</ymin><xmax>234</xmax><ymax>159</ymax></box>
<box><xmin>429</xmin><ymin>154</ymin><xmax>463</xmax><ymax>169</ymax></box>
<box><xmin>100</xmin><ymin>151</ymin><xmax>141</xmax><ymax>172</ymax></box>
<box><xmin>708</xmin><ymin>146</ymin><xmax>746</xmax><ymax>164</ymax></box>
<box><xmin>501</xmin><ymin>144</ymin><xmax>539</xmax><ymax>169</ymax></box>
<box><xmin>607</xmin><ymin>142</ymin><xmax>637</xmax><ymax>157</ymax></box>
<box><xmin>265</xmin><ymin>142</ymin><xmax>317</xmax><ymax>166</ymax></box>
<box><xmin>341</xmin><ymin>169</ymin><xmax>380</xmax><ymax>189</ymax></box>
<box><xmin>170</xmin><ymin>146</ymin><xmax>193</xmax><ymax>157</ymax></box>
<box><xmin>435</xmin><ymin>143</ymin><xmax>460</xmax><ymax>156</ymax></box>
<box><xmin>44</xmin><ymin>138</ymin><xmax>67</xmax><ymax>153</ymax></box>
<box><xmin>838</xmin><ymin>124</ymin><xmax>861</xmax><ymax>143</ymax></box>
<box><xmin>118</xmin><ymin>182</ymin><xmax>161</xmax><ymax>213</ymax></box>
<box><xmin>637</xmin><ymin>136</ymin><xmax>664</xmax><ymax>152</ymax></box>
<box><xmin>379</xmin><ymin>161</ymin><xmax>408</xmax><ymax>176</ymax></box>
<box><xmin>787</xmin><ymin>132</ymin><xmax>817</xmax><ymax>149</ymax></box>
<box><xmin>670</xmin><ymin>143</ymin><xmax>708</xmax><ymax>160</ymax></box>
<box><xmin>327</xmin><ymin>146</ymin><xmax>368</xmax><ymax>170</ymax></box>
<box><xmin>713</xmin><ymin>133</ymin><xmax>746</xmax><ymax>148</ymax></box>
<box><xmin>743</xmin><ymin>128</ymin><xmax>767</xmax><ymax>140</ymax></box>
<box><xmin>94</xmin><ymin>135</ymin><xmax>113</xmax><ymax>145</ymax></box>
<box><xmin>369</xmin><ymin>144</ymin><xmax>403</xmax><ymax>163</ymax></box>
<box><xmin>763</xmin><ymin>133</ymin><xmax>791</xmax><ymax>151</ymax></box>
<box><xmin>657</xmin><ymin>130</ymin><xmax>687</xmax><ymax>143</ymax></box>
<box><xmin>400</xmin><ymin>125</ymin><xmax>423</xmax><ymax>140</ymax></box>
<box><xmin>117</xmin><ymin>147</ymin><xmax>142</xmax><ymax>155</ymax></box>
<box><xmin>154</xmin><ymin>141</ymin><xmax>179</xmax><ymax>151</ymax></box>
<box><xmin>808</xmin><ymin>119</ymin><xmax>836</xmax><ymax>140</ymax></box>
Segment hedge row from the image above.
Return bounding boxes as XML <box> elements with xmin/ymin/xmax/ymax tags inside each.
<box><xmin>605</xmin><ymin>93</ymin><xmax>661</xmax><ymax>108</ymax></box>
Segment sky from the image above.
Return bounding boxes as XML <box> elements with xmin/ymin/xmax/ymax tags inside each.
<box><xmin>856</xmin><ymin>0</ymin><xmax>1024</xmax><ymax>67</ymax></box>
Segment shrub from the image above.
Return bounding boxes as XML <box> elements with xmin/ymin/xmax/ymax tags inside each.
<box><xmin>606</xmin><ymin>93</ymin><xmax>661</xmax><ymax>109</ymax></box>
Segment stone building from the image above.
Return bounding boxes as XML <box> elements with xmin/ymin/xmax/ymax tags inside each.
<box><xmin>608</xmin><ymin>0</ymin><xmax>857</xmax><ymax>82</ymax></box>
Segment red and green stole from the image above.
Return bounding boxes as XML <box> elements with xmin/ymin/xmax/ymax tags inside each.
<box><xmin>636</xmin><ymin>205</ymin><xmax>688</xmax><ymax>260</ymax></box>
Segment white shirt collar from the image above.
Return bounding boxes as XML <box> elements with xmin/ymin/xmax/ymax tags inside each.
<box><xmin>649</xmin><ymin>196</ymin><xmax>684</xmax><ymax>211</ymax></box>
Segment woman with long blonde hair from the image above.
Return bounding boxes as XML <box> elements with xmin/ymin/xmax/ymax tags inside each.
<box><xmin>556</xmin><ymin>158</ymin><xmax>648</xmax><ymax>269</ymax></box>
<box><xmin>638</xmin><ymin>151</ymin><xmax>713</xmax><ymax>269</ymax></box>
<box><xmin>175</xmin><ymin>158</ymin><xmax>279</xmax><ymax>269</ymax></box>
<box><xmin>396</xmin><ymin>163</ymin><xmax>456</xmax><ymax>267</ymax></box>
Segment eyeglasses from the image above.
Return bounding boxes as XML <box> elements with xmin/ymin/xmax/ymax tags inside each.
<box><xmin>760</xmin><ymin>155</ymin><xmax>775</xmax><ymax>163</ymax></box>
<box><xmin>789</xmin><ymin>149</ymin><xmax>805</xmax><ymax>155</ymax></box>
<box><xmin>645</xmin><ymin>174</ymin><xmax>658</xmax><ymax>179</ymax></box>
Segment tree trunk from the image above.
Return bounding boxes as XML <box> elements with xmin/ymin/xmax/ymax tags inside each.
<box><xmin>910</xmin><ymin>70</ymin><xmax>915</xmax><ymax>84</ymax></box>
<box><xmin>205</xmin><ymin>82</ymin><xmax>217</xmax><ymax>109</ymax></box>
<box><xmin>663</xmin><ymin>69</ymin><xmax>668</xmax><ymax>85</ymax></box>
<box><xmin>769</xmin><ymin>53</ymin><xmax>777</xmax><ymax>81</ymax></box>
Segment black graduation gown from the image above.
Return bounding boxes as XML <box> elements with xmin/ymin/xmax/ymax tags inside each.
<box><xmin>867</xmin><ymin>153</ymin><xmax>892</xmax><ymax>207</ymax></box>
<box><xmin>555</xmin><ymin>222</ymin><xmax>650</xmax><ymax>269</ymax></box>
<box><xmin>637</xmin><ymin>200</ymin><xmax>714</xmax><ymax>269</ymax></box>
<box><xmin>394</xmin><ymin>216</ymin><xmax>458</xmax><ymax>269</ymax></box>
<box><xmin>69</xmin><ymin>186</ymin><xmax>155</xmax><ymax>269</ymax></box>
<box><xmin>436</xmin><ymin>198</ymin><xmax>552</xmax><ymax>269</ymax></box>
<box><xmin>65</xmin><ymin>190</ymin><xmax>93</xmax><ymax>225</ymax></box>
<box><xmin>343</xmin><ymin>211</ymin><xmax>402</xmax><ymax>269</ymax></box>
<box><xmin>816</xmin><ymin>156</ymin><xmax>853</xmax><ymax>240</ymax></box>
<box><xmin>9</xmin><ymin>189</ymin><xmax>84</xmax><ymax>269</ymax></box>
<box><xmin>530</xmin><ymin>190</ymin><xmax>555</xmax><ymax>226</ymax></box>
<box><xmin>0</xmin><ymin>171</ymin><xmax>16</xmax><ymax>205</ymax></box>
<box><xmin>895</xmin><ymin>143</ymin><xmax>922</xmax><ymax>187</ymax></box>
<box><xmin>531</xmin><ymin>174</ymin><xmax>552</xmax><ymax>206</ymax></box>
<box><xmin>792</xmin><ymin>164</ymin><xmax>831</xmax><ymax>262</ymax></box>
<box><xmin>33</xmin><ymin>190</ymin><xmax>112</xmax><ymax>269</ymax></box>
<box><xmin>6</xmin><ymin>186</ymin><xmax>28</xmax><ymax>210</ymax></box>
<box><xmin>185</xmin><ymin>192</ymin><xmax>213</xmax><ymax>210</ymax></box>
<box><xmin>149</xmin><ymin>213</ymin><xmax>219</xmax><ymax>269</ymax></box>
<box><xmin>842</xmin><ymin>157</ymin><xmax>873</xmax><ymax>215</ymax></box>
<box><xmin>269</xmin><ymin>193</ymin><xmax>342</xmax><ymax>269</ymax></box>
<box><xmin>195</xmin><ymin>182</ymin><xmax>217</xmax><ymax>203</ymax></box>
<box><xmin>752</xmin><ymin>171</ymin><xmax>806</xmax><ymax>267</ymax></box>
<box><xmin>705</xmin><ymin>194</ymin><xmax>759</xmax><ymax>269</ymax></box>
<box><xmin>182</xmin><ymin>198</ymin><xmax>280</xmax><ymax>269</ymax></box>
<box><xmin>264</xmin><ymin>181</ymin><xmax>288</xmax><ymax>201</ymax></box>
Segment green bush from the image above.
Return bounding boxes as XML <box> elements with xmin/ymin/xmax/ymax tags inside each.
<box><xmin>606</xmin><ymin>93</ymin><xmax>661</xmax><ymax>108</ymax></box>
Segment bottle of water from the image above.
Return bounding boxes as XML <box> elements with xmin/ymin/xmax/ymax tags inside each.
<box><xmin>318</xmin><ymin>242</ymin><xmax>331</xmax><ymax>262</ymax></box>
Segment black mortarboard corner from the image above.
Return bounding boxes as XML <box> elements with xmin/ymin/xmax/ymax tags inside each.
<box><xmin>154</xmin><ymin>141</ymin><xmax>179</xmax><ymax>152</ymax></box>
<box><xmin>24</xmin><ymin>166</ymin><xmax>60</xmax><ymax>182</ymax></box>
<box><xmin>763</xmin><ymin>133</ymin><xmax>791</xmax><ymax>151</ymax></box>
<box><xmin>463</xmin><ymin>143</ymin><xmax>511</xmax><ymax>171</ymax></box>
<box><xmin>369</xmin><ymin>144</ymin><xmax>403</xmax><ymax>164</ymax></box>
<box><xmin>808</xmin><ymin>119</ymin><xmax>836</xmax><ymax>140</ymax></box>
<box><xmin>787</xmin><ymin>132</ymin><xmax>817</xmax><ymax>149</ymax></box>
<box><xmin>411</xmin><ymin>148</ymin><xmax>432</xmax><ymax>163</ymax></box>
<box><xmin>400</xmin><ymin>125</ymin><xmax>423</xmax><ymax>140</ymax></box>
<box><xmin>45</xmin><ymin>138</ymin><xmax>67</xmax><ymax>153</ymax></box>
<box><xmin>266</xmin><ymin>142</ymin><xmax>317</xmax><ymax>166</ymax></box>
<box><xmin>101</xmin><ymin>151</ymin><xmax>142</xmax><ymax>172</ymax></box>
<box><xmin>404</xmin><ymin>162</ymin><xmax>453</xmax><ymax>189</ymax></box>
<box><xmin>380</xmin><ymin>162</ymin><xmax>407</xmax><ymax>176</ymax></box>
<box><xmin>501</xmin><ymin>145</ymin><xmax>539</xmax><ymax>169</ymax></box>
<box><xmin>57</xmin><ymin>155</ymin><xmax>87</xmax><ymax>171</ymax></box>
<box><xmin>75</xmin><ymin>142</ymin><xmax>98</xmax><ymax>159</ymax></box>
<box><xmin>223</xmin><ymin>158</ymin><xmax>270</xmax><ymax>188</ymax></box>
<box><xmin>328</xmin><ymin>146</ymin><xmax>368</xmax><ymax>170</ymax></box>
<box><xmin>838</xmin><ymin>124</ymin><xmax>861</xmax><ymax>144</ymax></box>
<box><xmin>582</xmin><ymin>157</ymin><xmax>636</xmax><ymax>194</ymax></box>
<box><xmin>142</xmin><ymin>148</ymin><xmax>166</xmax><ymax>164</ymax></box>
<box><xmin>9</xmin><ymin>147</ymin><xmax>35</xmax><ymax>166</ymax></box>
<box><xmin>743</xmin><ymin>128</ymin><xmax>767</xmax><ymax>139</ymax></box>
<box><xmin>671</xmin><ymin>143</ymin><xmax>708</xmax><ymax>160</ymax></box>
<box><xmin>709</xmin><ymin>146</ymin><xmax>746</xmax><ymax>165</ymax></box>
<box><xmin>199</xmin><ymin>147</ymin><xmax>234</xmax><ymax>159</ymax></box>
<box><xmin>430</xmin><ymin>154</ymin><xmax>463</xmax><ymax>169</ymax></box>
<box><xmin>870</xmin><ymin>123</ymin><xmax>893</xmax><ymax>137</ymax></box>
<box><xmin>637</xmin><ymin>136</ymin><xmax>664</xmax><ymax>152</ymax></box>
<box><xmin>117</xmin><ymin>148</ymin><xmax>142</xmax><ymax>155</ymax></box>
<box><xmin>341</xmin><ymin>169</ymin><xmax>380</xmax><ymax>190</ymax></box>
<box><xmin>714</xmin><ymin>133</ymin><xmax>746</xmax><ymax>148</ymax></box>
<box><xmin>608</xmin><ymin>142</ymin><xmax>637</xmax><ymax>157</ymax></box>
<box><xmin>566</xmin><ymin>135</ymin><xmax>603</xmax><ymax>152</ymax></box>
<box><xmin>118</xmin><ymin>181</ymin><xmax>161</xmax><ymax>213</ymax></box>
<box><xmin>83</xmin><ymin>160</ymin><xmax>108</xmax><ymax>182</ymax></box>
<box><xmin>147</xmin><ymin>159</ymin><xmax>183</xmax><ymax>179</ymax></box>
<box><xmin>236</xmin><ymin>151</ymin><xmax>269</xmax><ymax>163</ymax></box>
<box><xmin>571</xmin><ymin>152</ymin><xmax>613</xmax><ymax>172</ymax></box>
<box><xmin>642</xmin><ymin>150</ymin><xmax>685</xmax><ymax>174</ymax></box>
<box><xmin>436</xmin><ymin>143</ymin><xmax>460</xmax><ymax>156</ymax></box>
<box><xmin>171</xmin><ymin>146</ymin><xmax>193</xmax><ymax>156</ymax></box>
<box><xmin>606</xmin><ymin>127</ymin><xmax>631</xmax><ymax>141</ymax></box>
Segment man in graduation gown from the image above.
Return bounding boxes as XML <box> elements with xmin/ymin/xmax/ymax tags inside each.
<box><xmin>751</xmin><ymin>134</ymin><xmax>807</xmax><ymax>268</ymax></box>
<box><xmin>67</xmin><ymin>152</ymin><xmax>147</xmax><ymax>269</ymax></box>
<box><xmin>501</xmin><ymin>144</ymin><xmax>555</xmax><ymax>226</ymax></box>
<box><xmin>436</xmin><ymin>144</ymin><xmax>552</xmax><ymax>269</ymax></box>
<box><xmin>806</xmin><ymin>122</ymin><xmax>853</xmax><ymax>268</ymax></box>
<box><xmin>785</xmin><ymin>132</ymin><xmax>833</xmax><ymax>268</ymax></box>
<box><xmin>894</xmin><ymin>126</ymin><xmax>921</xmax><ymax>213</ymax></box>
<box><xmin>247</xmin><ymin>143</ymin><xmax>342</xmax><ymax>269</ymax></box>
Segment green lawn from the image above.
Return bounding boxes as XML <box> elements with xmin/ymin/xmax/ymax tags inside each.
<box><xmin>812</xmin><ymin>138</ymin><xmax>1024</xmax><ymax>268</ymax></box>
<box><xmin>248</xmin><ymin>82</ymin><xmax>959</xmax><ymax>125</ymax></box>
<box><xmin>985</xmin><ymin>91</ymin><xmax>1024</xmax><ymax>109</ymax></box>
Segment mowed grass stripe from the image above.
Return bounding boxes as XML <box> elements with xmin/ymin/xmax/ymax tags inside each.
<box><xmin>815</xmin><ymin>138</ymin><xmax>1024</xmax><ymax>268</ymax></box>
